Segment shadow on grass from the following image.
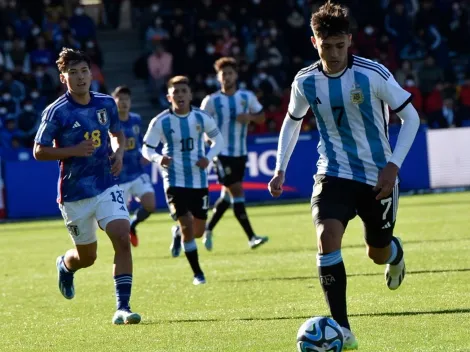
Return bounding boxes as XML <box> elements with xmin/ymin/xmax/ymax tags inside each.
<box><xmin>140</xmin><ymin>308</ymin><xmax>470</xmax><ymax>325</ymax></box>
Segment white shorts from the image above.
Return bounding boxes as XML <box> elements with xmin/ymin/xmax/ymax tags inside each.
<box><xmin>59</xmin><ymin>185</ymin><xmax>130</xmax><ymax>245</ymax></box>
<box><xmin>120</xmin><ymin>174</ymin><xmax>154</xmax><ymax>203</ymax></box>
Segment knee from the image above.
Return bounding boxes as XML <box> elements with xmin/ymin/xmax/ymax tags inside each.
<box><xmin>316</xmin><ymin>224</ymin><xmax>342</xmax><ymax>253</ymax></box>
<box><xmin>80</xmin><ymin>252</ymin><xmax>97</xmax><ymax>268</ymax></box>
<box><xmin>143</xmin><ymin>202</ymin><xmax>155</xmax><ymax>213</ymax></box>
<box><xmin>367</xmin><ymin>246</ymin><xmax>388</xmax><ymax>264</ymax></box>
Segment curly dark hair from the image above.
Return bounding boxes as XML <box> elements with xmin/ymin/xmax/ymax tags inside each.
<box><xmin>310</xmin><ymin>1</ymin><xmax>350</xmax><ymax>39</ymax></box>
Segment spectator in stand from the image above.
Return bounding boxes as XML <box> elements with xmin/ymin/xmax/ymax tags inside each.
<box><xmin>428</xmin><ymin>97</ymin><xmax>464</xmax><ymax>128</ymax></box>
<box><xmin>418</xmin><ymin>55</ymin><xmax>444</xmax><ymax>97</ymax></box>
<box><xmin>69</xmin><ymin>5</ymin><xmax>96</xmax><ymax>42</ymax></box>
<box><xmin>147</xmin><ymin>43</ymin><xmax>173</xmax><ymax>108</ymax></box>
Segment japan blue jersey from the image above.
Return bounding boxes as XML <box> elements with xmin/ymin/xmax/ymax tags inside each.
<box><xmin>34</xmin><ymin>91</ymin><xmax>121</xmax><ymax>203</ymax></box>
<box><xmin>119</xmin><ymin>112</ymin><xmax>145</xmax><ymax>184</ymax></box>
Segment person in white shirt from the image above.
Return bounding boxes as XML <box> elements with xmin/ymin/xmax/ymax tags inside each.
<box><xmin>268</xmin><ymin>1</ymin><xmax>420</xmax><ymax>349</ymax></box>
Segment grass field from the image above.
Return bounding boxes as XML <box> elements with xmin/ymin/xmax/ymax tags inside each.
<box><xmin>1</xmin><ymin>192</ymin><xmax>469</xmax><ymax>352</ymax></box>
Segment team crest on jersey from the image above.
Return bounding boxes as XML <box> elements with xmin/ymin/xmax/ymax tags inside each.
<box><xmin>350</xmin><ymin>83</ymin><xmax>364</xmax><ymax>104</ymax></box>
<box><xmin>195</xmin><ymin>124</ymin><xmax>202</xmax><ymax>133</ymax></box>
<box><xmin>132</xmin><ymin>125</ymin><xmax>140</xmax><ymax>135</ymax></box>
<box><xmin>96</xmin><ymin>108</ymin><xmax>108</xmax><ymax>125</ymax></box>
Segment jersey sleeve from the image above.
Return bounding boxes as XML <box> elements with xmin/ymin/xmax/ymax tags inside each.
<box><xmin>200</xmin><ymin>95</ymin><xmax>215</xmax><ymax>117</ymax></box>
<box><xmin>203</xmin><ymin>113</ymin><xmax>220</xmax><ymax>139</ymax></box>
<box><xmin>248</xmin><ymin>92</ymin><xmax>264</xmax><ymax>114</ymax></box>
<box><xmin>34</xmin><ymin>109</ymin><xmax>62</xmax><ymax>146</ymax></box>
<box><xmin>287</xmin><ymin>80</ymin><xmax>310</xmax><ymax>119</ymax></box>
<box><xmin>143</xmin><ymin>117</ymin><xmax>162</xmax><ymax>148</ymax></box>
<box><xmin>109</xmin><ymin>100</ymin><xmax>121</xmax><ymax>133</ymax></box>
<box><xmin>375</xmin><ymin>72</ymin><xmax>413</xmax><ymax>112</ymax></box>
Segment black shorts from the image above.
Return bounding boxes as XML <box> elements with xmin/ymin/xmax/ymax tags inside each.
<box><xmin>214</xmin><ymin>155</ymin><xmax>247</xmax><ymax>187</ymax></box>
<box><xmin>311</xmin><ymin>174</ymin><xmax>399</xmax><ymax>248</ymax></box>
<box><xmin>165</xmin><ymin>187</ymin><xmax>209</xmax><ymax>221</ymax></box>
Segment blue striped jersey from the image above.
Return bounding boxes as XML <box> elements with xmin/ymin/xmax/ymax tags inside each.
<box><xmin>34</xmin><ymin>91</ymin><xmax>121</xmax><ymax>203</ymax></box>
<box><xmin>119</xmin><ymin>112</ymin><xmax>145</xmax><ymax>184</ymax></box>
<box><xmin>289</xmin><ymin>55</ymin><xmax>412</xmax><ymax>186</ymax></box>
<box><xmin>201</xmin><ymin>89</ymin><xmax>263</xmax><ymax>157</ymax></box>
<box><xmin>143</xmin><ymin>107</ymin><xmax>219</xmax><ymax>189</ymax></box>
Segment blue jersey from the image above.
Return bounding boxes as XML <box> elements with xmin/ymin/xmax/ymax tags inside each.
<box><xmin>34</xmin><ymin>91</ymin><xmax>121</xmax><ymax>203</ymax></box>
<box><xmin>119</xmin><ymin>112</ymin><xmax>145</xmax><ymax>184</ymax></box>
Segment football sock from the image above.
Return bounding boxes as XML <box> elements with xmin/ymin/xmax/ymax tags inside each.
<box><xmin>114</xmin><ymin>274</ymin><xmax>132</xmax><ymax>311</ymax></box>
<box><xmin>130</xmin><ymin>207</ymin><xmax>151</xmax><ymax>231</ymax></box>
<box><xmin>232</xmin><ymin>197</ymin><xmax>256</xmax><ymax>240</ymax></box>
<box><xmin>317</xmin><ymin>250</ymin><xmax>350</xmax><ymax>330</ymax></box>
<box><xmin>207</xmin><ymin>193</ymin><xmax>231</xmax><ymax>231</ymax></box>
<box><xmin>386</xmin><ymin>237</ymin><xmax>404</xmax><ymax>265</ymax></box>
<box><xmin>59</xmin><ymin>256</ymin><xmax>75</xmax><ymax>274</ymax></box>
<box><xmin>183</xmin><ymin>240</ymin><xmax>203</xmax><ymax>276</ymax></box>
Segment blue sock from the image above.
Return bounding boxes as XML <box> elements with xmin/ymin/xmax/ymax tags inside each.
<box><xmin>130</xmin><ymin>207</ymin><xmax>151</xmax><ymax>231</ymax></box>
<box><xmin>114</xmin><ymin>274</ymin><xmax>132</xmax><ymax>311</ymax></box>
<box><xmin>59</xmin><ymin>256</ymin><xmax>75</xmax><ymax>274</ymax></box>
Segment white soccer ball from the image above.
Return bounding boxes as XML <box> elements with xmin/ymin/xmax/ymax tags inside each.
<box><xmin>296</xmin><ymin>316</ymin><xmax>344</xmax><ymax>352</ymax></box>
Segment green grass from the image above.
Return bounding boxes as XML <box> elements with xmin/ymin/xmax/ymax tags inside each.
<box><xmin>1</xmin><ymin>192</ymin><xmax>469</xmax><ymax>351</ymax></box>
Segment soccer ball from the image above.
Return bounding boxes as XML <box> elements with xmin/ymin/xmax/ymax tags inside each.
<box><xmin>296</xmin><ymin>316</ymin><xmax>344</xmax><ymax>352</ymax></box>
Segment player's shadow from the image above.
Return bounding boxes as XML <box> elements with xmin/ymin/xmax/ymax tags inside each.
<box><xmin>150</xmin><ymin>237</ymin><xmax>470</xmax><ymax>260</ymax></box>
<box><xmin>218</xmin><ymin>268</ymin><xmax>470</xmax><ymax>283</ymax></box>
<box><xmin>140</xmin><ymin>308</ymin><xmax>470</xmax><ymax>325</ymax></box>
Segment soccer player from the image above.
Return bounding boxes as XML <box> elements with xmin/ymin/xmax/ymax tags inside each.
<box><xmin>141</xmin><ymin>76</ymin><xmax>224</xmax><ymax>285</ymax></box>
<box><xmin>200</xmin><ymin>57</ymin><xmax>268</xmax><ymax>251</ymax></box>
<box><xmin>33</xmin><ymin>48</ymin><xmax>141</xmax><ymax>325</ymax></box>
<box><xmin>112</xmin><ymin>85</ymin><xmax>155</xmax><ymax>247</ymax></box>
<box><xmin>268</xmin><ymin>2</ymin><xmax>420</xmax><ymax>350</ymax></box>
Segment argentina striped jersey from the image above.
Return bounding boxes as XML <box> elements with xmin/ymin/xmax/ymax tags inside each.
<box><xmin>289</xmin><ymin>55</ymin><xmax>412</xmax><ymax>186</ymax></box>
<box><xmin>143</xmin><ymin>108</ymin><xmax>219</xmax><ymax>189</ymax></box>
<box><xmin>201</xmin><ymin>89</ymin><xmax>263</xmax><ymax>157</ymax></box>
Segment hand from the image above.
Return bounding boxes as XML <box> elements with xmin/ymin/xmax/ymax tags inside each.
<box><xmin>110</xmin><ymin>149</ymin><xmax>124</xmax><ymax>176</ymax></box>
<box><xmin>140</xmin><ymin>156</ymin><xmax>150</xmax><ymax>166</ymax></box>
<box><xmin>373</xmin><ymin>162</ymin><xmax>399</xmax><ymax>200</ymax></box>
<box><xmin>160</xmin><ymin>155</ymin><xmax>172</xmax><ymax>168</ymax></box>
<box><xmin>73</xmin><ymin>139</ymin><xmax>94</xmax><ymax>157</ymax></box>
<box><xmin>196</xmin><ymin>157</ymin><xmax>209</xmax><ymax>169</ymax></box>
<box><xmin>236</xmin><ymin>113</ymin><xmax>251</xmax><ymax>124</ymax></box>
<box><xmin>268</xmin><ymin>171</ymin><xmax>285</xmax><ymax>198</ymax></box>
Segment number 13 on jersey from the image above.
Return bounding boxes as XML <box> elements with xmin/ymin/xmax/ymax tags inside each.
<box><xmin>84</xmin><ymin>130</ymin><xmax>102</xmax><ymax>148</ymax></box>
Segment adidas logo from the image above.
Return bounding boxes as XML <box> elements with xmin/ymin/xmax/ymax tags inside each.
<box><xmin>119</xmin><ymin>206</ymin><xmax>126</xmax><ymax>211</ymax></box>
<box><xmin>314</xmin><ymin>97</ymin><xmax>322</xmax><ymax>105</ymax></box>
<box><xmin>169</xmin><ymin>129</ymin><xmax>175</xmax><ymax>134</ymax></box>
<box><xmin>382</xmin><ymin>222</ymin><xmax>391</xmax><ymax>229</ymax></box>
<box><xmin>72</xmin><ymin>121</ymin><xmax>81</xmax><ymax>128</ymax></box>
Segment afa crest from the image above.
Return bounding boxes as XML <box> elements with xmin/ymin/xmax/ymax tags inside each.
<box><xmin>350</xmin><ymin>83</ymin><xmax>364</xmax><ymax>104</ymax></box>
<box><xmin>132</xmin><ymin>125</ymin><xmax>140</xmax><ymax>135</ymax></box>
<box><xmin>195</xmin><ymin>124</ymin><xmax>202</xmax><ymax>133</ymax></box>
<box><xmin>96</xmin><ymin>108</ymin><xmax>108</xmax><ymax>125</ymax></box>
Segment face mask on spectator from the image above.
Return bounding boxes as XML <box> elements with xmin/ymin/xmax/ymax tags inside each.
<box><xmin>151</xmin><ymin>4</ymin><xmax>159</xmax><ymax>13</ymax></box>
<box><xmin>31</xmin><ymin>91</ymin><xmax>40</xmax><ymax>99</ymax></box>
<box><xmin>3</xmin><ymin>93</ymin><xmax>11</xmax><ymax>101</ymax></box>
<box><xmin>232</xmin><ymin>46</ymin><xmax>240</xmax><ymax>55</ymax></box>
<box><xmin>155</xmin><ymin>18</ymin><xmax>163</xmax><ymax>27</ymax></box>
<box><xmin>86</xmin><ymin>41</ymin><xmax>95</xmax><ymax>49</ymax></box>
<box><xmin>270</xmin><ymin>28</ymin><xmax>278</xmax><ymax>37</ymax></box>
<box><xmin>205</xmin><ymin>77</ymin><xmax>216</xmax><ymax>87</ymax></box>
<box><xmin>405</xmin><ymin>79</ymin><xmax>415</xmax><ymax>87</ymax></box>
<box><xmin>75</xmin><ymin>7</ymin><xmax>85</xmax><ymax>16</ymax></box>
<box><xmin>0</xmin><ymin>107</ymin><xmax>7</xmax><ymax>115</ymax></box>
<box><xmin>206</xmin><ymin>45</ymin><xmax>215</xmax><ymax>55</ymax></box>
<box><xmin>4</xmin><ymin>41</ymin><xmax>12</xmax><ymax>51</ymax></box>
<box><xmin>253</xmin><ymin>0</ymin><xmax>261</xmax><ymax>4</ymax></box>
<box><xmin>259</xmin><ymin>73</ymin><xmax>267</xmax><ymax>80</ymax></box>
<box><xmin>32</xmin><ymin>27</ymin><xmax>41</xmax><ymax>36</ymax></box>
<box><xmin>24</xmin><ymin>104</ymin><xmax>34</xmax><ymax>112</ymax></box>
<box><xmin>36</xmin><ymin>71</ymin><xmax>44</xmax><ymax>78</ymax></box>
<box><xmin>364</xmin><ymin>26</ymin><xmax>374</xmax><ymax>35</ymax></box>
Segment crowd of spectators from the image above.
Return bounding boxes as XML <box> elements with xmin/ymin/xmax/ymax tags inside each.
<box><xmin>0</xmin><ymin>0</ymin><xmax>104</xmax><ymax>150</ymax></box>
<box><xmin>131</xmin><ymin>0</ymin><xmax>470</xmax><ymax>133</ymax></box>
<box><xmin>2</xmin><ymin>0</ymin><xmax>470</xmax><ymax>152</ymax></box>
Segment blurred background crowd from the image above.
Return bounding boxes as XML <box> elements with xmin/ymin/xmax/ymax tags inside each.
<box><xmin>1</xmin><ymin>0</ymin><xmax>470</xmax><ymax>151</ymax></box>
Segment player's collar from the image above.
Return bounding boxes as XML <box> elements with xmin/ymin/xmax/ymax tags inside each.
<box><xmin>318</xmin><ymin>54</ymin><xmax>353</xmax><ymax>79</ymax></box>
<box><xmin>169</xmin><ymin>106</ymin><xmax>192</xmax><ymax>118</ymax></box>
<box><xmin>66</xmin><ymin>90</ymin><xmax>94</xmax><ymax>107</ymax></box>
